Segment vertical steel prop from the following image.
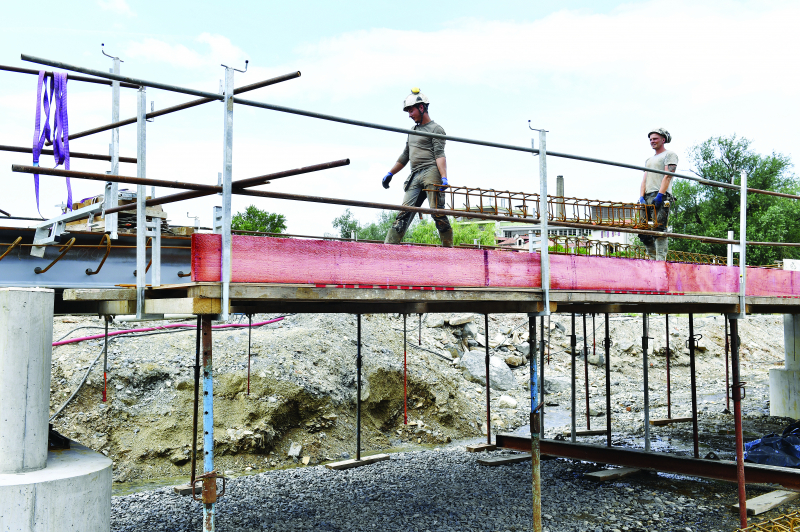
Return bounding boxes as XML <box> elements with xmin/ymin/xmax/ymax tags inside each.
<box><xmin>725</xmin><ymin>317</ymin><xmax>731</xmax><ymax>412</ymax></box>
<box><xmin>529</xmin><ymin>314</ymin><xmax>542</xmax><ymax>532</ymax></box>
<box><xmin>666</xmin><ymin>314</ymin><xmax>672</xmax><ymax>419</ymax></box>
<box><xmin>730</xmin><ymin>317</ymin><xmax>747</xmax><ymax>528</ymax></box>
<box><xmin>570</xmin><ymin>313</ymin><xmax>577</xmax><ymax>443</ymax></box>
<box><xmin>418</xmin><ymin>313</ymin><xmax>422</xmax><ymax>346</ymax></box>
<box><xmin>102</xmin><ymin>316</ymin><xmax>109</xmax><ymax>402</ymax></box>
<box><xmin>642</xmin><ymin>313</ymin><xmax>651</xmax><ymax>452</ymax></box>
<box><xmin>688</xmin><ymin>313</ymin><xmax>700</xmax><ymax>458</ymax></box>
<box><xmin>403</xmin><ymin>313</ymin><xmax>408</xmax><ymax>425</ymax></box>
<box><xmin>582</xmin><ymin>313</ymin><xmax>590</xmax><ymax>430</ymax></box>
<box><xmin>604</xmin><ymin>313</ymin><xmax>612</xmax><ymax>447</ymax></box>
<box><xmin>356</xmin><ymin>314</ymin><xmax>362</xmax><ymax>461</ymax></box>
<box><xmin>485</xmin><ymin>313</ymin><xmax>491</xmax><ymax>444</ymax></box>
<box><xmin>201</xmin><ymin>315</ymin><xmax>215</xmax><ymax>529</ymax></box>
<box><xmin>135</xmin><ymin>86</ymin><xmax>147</xmax><ymax>319</ymax></box>
<box><xmin>246</xmin><ymin>313</ymin><xmax>252</xmax><ymax>396</ymax></box>
<box><xmin>535</xmin><ymin>129</ymin><xmax>550</xmax><ymax>315</ymax></box>
<box><xmin>539</xmin><ymin>315</ymin><xmax>546</xmax><ymax>438</ymax></box>
<box><xmin>190</xmin><ymin>316</ymin><xmax>201</xmax><ymax>489</ymax></box>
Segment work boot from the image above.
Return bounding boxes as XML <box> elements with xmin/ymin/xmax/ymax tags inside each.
<box><xmin>384</xmin><ymin>227</ymin><xmax>405</xmax><ymax>245</ymax></box>
<box><xmin>439</xmin><ymin>229</ymin><xmax>454</xmax><ymax>248</ymax></box>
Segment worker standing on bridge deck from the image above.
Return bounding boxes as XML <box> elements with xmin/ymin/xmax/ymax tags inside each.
<box><xmin>381</xmin><ymin>88</ymin><xmax>454</xmax><ymax>247</ymax></box>
<box><xmin>638</xmin><ymin>128</ymin><xmax>678</xmax><ymax>261</ymax></box>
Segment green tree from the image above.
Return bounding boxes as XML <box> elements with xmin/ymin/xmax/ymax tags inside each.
<box><xmin>356</xmin><ymin>210</ymin><xmax>397</xmax><ymax>241</ymax></box>
<box><xmin>406</xmin><ymin>218</ymin><xmax>496</xmax><ymax>246</ymax></box>
<box><xmin>331</xmin><ymin>208</ymin><xmax>360</xmax><ymax>239</ymax></box>
<box><xmin>231</xmin><ymin>205</ymin><xmax>287</xmax><ymax>234</ymax></box>
<box><xmin>670</xmin><ymin>135</ymin><xmax>800</xmax><ymax>265</ymax></box>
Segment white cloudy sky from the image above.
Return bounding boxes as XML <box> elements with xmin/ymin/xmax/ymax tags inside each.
<box><xmin>0</xmin><ymin>0</ymin><xmax>797</xmax><ymax>236</ymax></box>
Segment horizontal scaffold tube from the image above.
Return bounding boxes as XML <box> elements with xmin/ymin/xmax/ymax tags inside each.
<box><xmin>104</xmin><ymin>158</ymin><xmax>350</xmax><ymax>214</ymax></box>
<box><xmin>21</xmin><ymin>54</ymin><xmax>800</xmax><ymax>201</ymax></box>
<box><xmin>0</xmin><ymin>144</ymin><xmax>136</xmax><ymax>164</ymax></box>
<box><xmin>0</xmin><ymin>64</ymin><xmax>139</xmax><ymax>88</ymax></box>
<box><xmin>64</xmin><ymin>71</ymin><xmax>301</xmax><ymax>143</ymax></box>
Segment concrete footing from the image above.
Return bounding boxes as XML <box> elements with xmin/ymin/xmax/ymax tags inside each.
<box><xmin>0</xmin><ymin>443</ymin><xmax>112</xmax><ymax>532</ymax></box>
<box><xmin>770</xmin><ymin>315</ymin><xmax>800</xmax><ymax>418</ymax></box>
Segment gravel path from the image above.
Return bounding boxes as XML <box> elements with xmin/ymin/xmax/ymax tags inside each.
<box><xmin>111</xmin><ymin>448</ymin><xmax>764</xmax><ymax>532</ymax></box>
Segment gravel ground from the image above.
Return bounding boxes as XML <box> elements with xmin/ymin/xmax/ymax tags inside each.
<box><xmin>110</xmin><ymin>447</ymin><xmax>789</xmax><ymax>532</ymax></box>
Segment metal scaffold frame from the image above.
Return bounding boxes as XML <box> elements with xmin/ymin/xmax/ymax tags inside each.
<box><xmin>2</xmin><ymin>50</ymin><xmax>799</xmax><ymax>532</ymax></box>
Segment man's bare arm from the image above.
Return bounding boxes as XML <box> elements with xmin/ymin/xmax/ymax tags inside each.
<box><xmin>436</xmin><ymin>157</ymin><xmax>447</xmax><ymax>180</ymax></box>
<box><xmin>389</xmin><ymin>161</ymin><xmax>406</xmax><ymax>175</ymax></box>
<box><xmin>640</xmin><ymin>172</ymin><xmax>647</xmax><ymax>198</ymax></box>
<box><xmin>658</xmin><ymin>164</ymin><xmax>676</xmax><ymax>194</ymax></box>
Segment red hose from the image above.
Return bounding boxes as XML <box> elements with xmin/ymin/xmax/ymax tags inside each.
<box><xmin>52</xmin><ymin>317</ymin><xmax>285</xmax><ymax>346</ymax></box>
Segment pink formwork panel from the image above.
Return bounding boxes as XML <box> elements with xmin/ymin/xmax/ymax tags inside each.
<box><xmin>191</xmin><ymin>234</ymin><xmax>800</xmax><ymax>296</ymax></box>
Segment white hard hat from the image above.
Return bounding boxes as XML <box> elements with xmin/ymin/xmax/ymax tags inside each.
<box><xmin>403</xmin><ymin>88</ymin><xmax>429</xmax><ymax>111</ymax></box>
<box><xmin>648</xmin><ymin>128</ymin><xmax>672</xmax><ymax>143</ymax></box>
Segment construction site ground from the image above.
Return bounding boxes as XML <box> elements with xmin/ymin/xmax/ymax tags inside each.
<box><xmin>49</xmin><ymin>311</ymin><xmax>800</xmax><ymax>530</ymax></box>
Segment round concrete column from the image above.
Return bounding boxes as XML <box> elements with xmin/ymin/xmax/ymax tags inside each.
<box><xmin>0</xmin><ymin>288</ymin><xmax>54</xmax><ymax>474</ymax></box>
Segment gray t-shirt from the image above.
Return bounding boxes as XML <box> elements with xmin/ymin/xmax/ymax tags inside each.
<box><xmin>397</xmin><ymin>120</ymin><xmax>446</xmax><ymax>172</ymax></box>
<box><xmin>644</xmin><ymin>150</ymin><xmax>679</xmax><ymax>194</ymax></box>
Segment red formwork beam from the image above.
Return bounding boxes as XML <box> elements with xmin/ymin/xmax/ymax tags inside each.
<box><xmin>495</xmin><ymin>434</ymin><xmax>800</xmax><ymax>490</ymax></box>
<box><xmin>191</xmin><ymin>234</ymin><xmax>800</xmax><ymax>297</ymax></box>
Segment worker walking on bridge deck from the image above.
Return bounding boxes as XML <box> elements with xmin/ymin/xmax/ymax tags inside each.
<box><xmin>382</xmin><ymin>88</ymin><xmax>453</xmax><ymax>247</ymax></box>
<box><xmin>638</xmin><ymin>128</ymin><xmax>678</xmax><ymax>261</ymax></box>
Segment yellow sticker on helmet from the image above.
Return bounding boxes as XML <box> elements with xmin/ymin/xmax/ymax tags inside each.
<box><xmin>411</xmin><ymin>88</ymin><xmax>420</xmax><ymax>94</ymax></box>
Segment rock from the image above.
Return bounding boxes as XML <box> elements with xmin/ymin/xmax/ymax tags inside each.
<box><xmin>426</xmin><ymin>315</ymin><xmax>445</xmax><ymax>328</ymax></box>
<box><xmin>499</xmin><ymin>326</ymin><xmax>512</xmax><ymax>335</ymax></box>
<box><xmin>490</xmin><ymin>334</ymin><xmax>505</xmax><ymax>348</ymax></box>
<box><xmin>301</xmin><ymin>456</ymin><xmax>310</xmax><ymax>465</ymax></box>
<box><xmin>497</xmin><ymin>395</ymin><xmax>517</xmax><ymax>409</ymax></box>
<box><xmin>475</xmin><ymin>334</ymin><xmax>486</xmax><ymax>346</ymax></box>
<box><xmin>449</xmin><ymin>314</ymin><xmax>473</xmax><ymax>326</ymax></box>
<box><xmin>505</xmin><ymin>355</ymin><xmax>523</xmax><ymax>367</ymax></box>
<box><xmin>515</xmin><ymin>343</ymin><xmax>531</xmax><ymax>357</ymax></box>
<box><xmin>287</xmin><ymin>442</ymin><xmax>303</xmax><ymax>458</ymax></box>
<box><xmin>617</xmin><ymin>339</ymin><xmax>634</xmax><ymax>353</ymax></box>
<box><xmin>589</xmin><ymin>408</ymin><xmax>605</xmax><ymax>417</ymax></box>
<box><xmin>588</xmin><ymin>352</ymin><xmax>605</xmax><ymax>366</ymax></box>
<box><xmin>322</xmin><ymin>413</ymin><xmax>338</xmax><ymax>421</ymax></box>
<box><xmin>444</xmin><ymin>344</ymin><xmax>463</xmax><ymax>359</ymax></box>
<box><xmin>169</xmin><ymin>449</ymin><xmax>189</xmax><ymax>466</ymax></box>
<box><xmin>460</xmin><ymin>351</ymin><xmax>516</xmax><ymax>391</ymax></box>
<box><xmin>462</xmin><ymin>322</ymin><xmax>478</xmax><ymax>338</ymax></box>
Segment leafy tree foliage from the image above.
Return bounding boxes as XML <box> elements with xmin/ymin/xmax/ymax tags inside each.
<box><xmin>231</xmin><ymin>205</ymin><xmax>287</xmax><ymax>234</ymax></box>
<box><xmin>331</xmin><ymin>208</ymin><xmax>361</xmax><ymax>239</ymax></box>
<box><xmin>670</xmin><ymin>135</ymin><xmax>800</xmax><ymax>265</ymax></box>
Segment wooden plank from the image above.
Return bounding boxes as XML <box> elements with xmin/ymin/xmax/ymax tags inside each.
<box><xmin>732</xmin><ymin>490</ymin><xmax>800</xmax><ymax>516</ymax></box>
<box><xmin>325</xmin><ymin>453</ymin><xmax>390</xmax><ymax>470</ymax></box>
<box><xmin>144</xmin><ymin>298</ymin><xmax>221</xmax><ymax>315</ymax></box>
<box><xmin>466</xmin><ymin>443</ymin><xmax>497</xmax><ymax>453</ymax></box>
<box><xmin>585</xmin><ymin>467</ymin><xmax>642</xmax><ymax>481</ymax></box>
<box><xmin>172</xmin><ymin>484</ymin><xmax>201</xmax><ymax>496</ymax></box>
<box><xmin>478</xmin><ymin>453</ymin><xmax>531</xmax><ymax>466</ymax></box>
<box><xmin>650</xmin><ymin>417</ymin><xmax>693</xmax><ymax>426</ymax></box>
<box><xmin>99</xmin><ymin>300</ymin><xmax>136</xmax><ymax>315</ymax></box>
<box><xmin>64</xmin><ymin>288</ymin><xmax>136</xmax><ymax>301</ymax></box>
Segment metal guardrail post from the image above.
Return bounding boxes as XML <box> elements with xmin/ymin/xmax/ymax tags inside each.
<box><xmin>221</xmin><ymin>67</ymin><xmax>235</xmax><ymax>321</ymax></box>
<box><xmin>536</xmin><ymin>130</ymin><xmax>550</xmax><ymax>316</ymax></box>
<box><xmin>136</xmin><ymin>86</ymin><xmax>146</xmax><ymax>319</ymax></box>
<box><xmin>739</xmin><ymin>171</ymin><xmax>747</xmax><ymax>317</ymax></box>
<box><xmin>107</xmin><ymin>55</ymin><xmax>120</xmax><ymax>240</ymax></box>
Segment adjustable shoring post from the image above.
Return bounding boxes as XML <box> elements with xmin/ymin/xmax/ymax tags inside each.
<box><xmin>724</xmin><ymin>316</ymin><xmax>731</xmax><ymax>412</ymax></box>
<box><xmin>246</xmin><ymin>313</ymin><xmax>252</xmax><ymax>396</ymax></box>
<box><xmin>604</xmin><ymin>313</ymin><xmax>612</xmax><ymax>447</ymax></box>
<box><xmin>642</xmin><ymin>313</ymin><xmax>651</xmax><ymax>452</ymax></box>
<box><xmin>529</xmin><ymin>313</ymin><xmax>542</xmax><ymax>532</ymax></box>
<box><xmin>190</xmin><ymin>316</ymin><xmax>201</xmax><ymax>489</ymax></box>
<box><xmin>689</xmin><ymin>313</ymin><xmax>699</xmax><ymax>458</ymax></box>
<box><xmin>201</xmin><ymin>316</ymin><xmax>215</xmax><ymax>529</ymax></box>
<box><xmin>570</xmin><ymin>313</ymin><xmax>576</xmax><ymax>443</ymax></box>
<box><xmin>356</xmin><ymin>314</ymin><xmax>362</xmax><ymax>461</ymax></box>
<box><xmin>539</xmin><ymin>315</ymin><xmax>545</xmax><ymax>437</ymax></box>
<box><xmin>730</xmin><ymin>317</ymin><xmax>747</xmax><ymax>528</ymax></box>
<box><xmin>583</xmin><ymin>313</ymin><xmax>590</xmax><ymax>430</ymax></box>
<box><xmin>485</xmin><ymin>313</ymin><xmax>491</xmax><ymax>445</ymax></box>
<box><xmin>403</xmin><ymin>313</ymin><xmax>408</xmax><ymax>425</ymax></box>
<box><xmin>666</xmin><ymin>314</ymin><xmax>672</xmax><ymax>419</ymax></box>
<box><xmin>102</xmin><ymin>316</ymin><xmax>109</xmax><ymax>402</ymax></box>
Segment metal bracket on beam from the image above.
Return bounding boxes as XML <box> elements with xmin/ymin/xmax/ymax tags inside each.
<box><xmin>31</xmin><ymin>202</ymin><xmax>106</xmax><ymax>257</ymax></box>
<box><xmin>144</xmin><ymin>217</ymin><xmax>162</xmax><ymax>287</ymax></box>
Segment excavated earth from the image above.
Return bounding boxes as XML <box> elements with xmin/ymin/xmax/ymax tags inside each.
<box><xmin>49</xmin><ymin>312</ymin><xmax>800</xmax><ymax>530</ymax></box>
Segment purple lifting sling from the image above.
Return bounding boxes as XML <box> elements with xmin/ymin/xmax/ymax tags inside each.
<box><xmin>32</xmin><ymin>71</ymin><xmax>72</xmax><ymax>214</ymax></box>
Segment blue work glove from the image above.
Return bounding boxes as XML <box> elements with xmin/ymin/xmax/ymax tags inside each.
<box><xmin>654</xmin><ymin>193</ymin><xmax>664</xmax><ymax>207</ymax></box>
<box><xmin>638</xmin><ymin>196</ymin><xmax>646</xmax><ymax>204</ymax></box>
<box><xmin>382</xmin><ymin>172</ymin><xmax>393</xmax><ymax>189</ymax></box>
<box><xmin>439</xmin><ymin>176</ymin><xmax>449</xmax><ymax>191</ymax></box>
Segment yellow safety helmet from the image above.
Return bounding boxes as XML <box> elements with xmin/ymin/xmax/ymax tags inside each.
<box><xmin>403</xmin><ymin>88</ymin><xmax>430</xmax><ymax>111</ymax></box>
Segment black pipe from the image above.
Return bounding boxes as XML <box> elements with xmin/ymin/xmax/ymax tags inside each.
<box><xmin>604</xmin><ymin>313</ymin><xmax>612</xmax><ymax>447</ymax></box>
<box><xmin>356</xmin><ymin>314</ymin><xmax>362</xmax><ymax>461</ymax></box>
<box><xmin>583</xmin><ymin>313</ymin><xmax>590</xmax><ymax>430</ymax></box>
<box><xmin>666</xmin><ymin>314</ymin><xmax>672</xmax><ymax>419</ymax></box>
<box><xmin>485</xmin><ymin>313</ymin><xmax>491</xmax><ymax>445</ymax></box>
<box><xmin>539</xmin><ymin>315</ymin><xmax>546</xmax><ymax>438</ymax></box>
<box><xmin>570</xmin><ymin>313</ymin><xmax>576</xmax><ymax>442</ymax></box>
<box><xmin>689</xmin><ymin>313</ymin><xmax>699</xmax><ymax>458</ymax></box>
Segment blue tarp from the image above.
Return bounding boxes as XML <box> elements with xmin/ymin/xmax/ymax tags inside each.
<box><xmin>744</xmin><ymin>420</ymin><xmax>800</xmax><ymax>468</ymax></box>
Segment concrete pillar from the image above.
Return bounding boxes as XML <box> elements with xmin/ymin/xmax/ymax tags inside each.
<box><xmin>556</xmin><ymin>175</ymin><xmax>565</xmax><ymax>219</ymax></box>
<box><xmin>770</xmin><ymin>314</ymin><xmax>800</xmax><ymax>417</ymax></box>
<box><xmin>0</xmin><ymin>288</ymin><xmax>53</xmax><ymax>473</ymax></box>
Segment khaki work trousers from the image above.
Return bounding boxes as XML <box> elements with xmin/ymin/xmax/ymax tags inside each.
<box><xmin>384</xmin><ymin>165</ymin><xmax>453</xmax><ymax>247</ymax></box>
